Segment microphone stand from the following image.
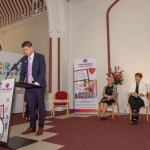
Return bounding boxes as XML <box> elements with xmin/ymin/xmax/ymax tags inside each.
<box><xmin>5</xmin><ymin>64</ymin><xmax>18</xmax><ymax>79</ymax></box>
<box><xmin>5</xmin><ymin>56</ymin><xmax>25</xmax><ymax>79</ymax></box>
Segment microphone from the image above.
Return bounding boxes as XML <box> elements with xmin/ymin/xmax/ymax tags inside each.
<box><xmin>15</xmin><ymin>56</ymin><xmax>25</xmax><ymax>66</ymax></box>
<box><xmin>5</xmin><ymin>56</ymin><xmax>26</xmax><ymax>79</ymax></box>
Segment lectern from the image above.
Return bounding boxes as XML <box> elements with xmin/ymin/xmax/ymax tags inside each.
<box><xmin>0</xmin><ymin>79</ymin><xmax>42</xmax><ymax>149</ymax></box>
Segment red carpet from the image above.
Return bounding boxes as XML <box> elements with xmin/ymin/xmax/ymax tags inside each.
<box><xmin>1</xmin><ymin>112</ymin><xmax>150</xmax><ymax>150</ymax></box>
<box><xmin>44</xmin><ymin>115</ymin><xmax>150</xmax><ymax>150</ymax></box>
<box><xmin>0</xmin><ymin>147</ymin><xmax>13</xmax><ymax>150</ymax></box>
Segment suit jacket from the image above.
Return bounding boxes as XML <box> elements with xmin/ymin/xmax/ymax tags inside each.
<box><xmin>19</xmin><ymin>52</ymin><xmax>46</xmax><ymax>88</ymax></box>
<box><xmin>129</xmin><ymin>82</ymin><xmax>148</xmax><ymax>106</ymax></box>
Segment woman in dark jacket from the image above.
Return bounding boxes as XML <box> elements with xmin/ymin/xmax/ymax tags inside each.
<box><xmin>99</xmin><ymin>77</ymin><xmax>117</xmax><ymax>119</ymax></box>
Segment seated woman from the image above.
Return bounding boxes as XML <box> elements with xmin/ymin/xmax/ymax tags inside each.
<box><xmin>128</xmin><ymin>73</ymin><xmax>148</xmax><ymax>124</ymax></box>
<box><xmin>99</xmin><ymin>77</ymin><xmax>117</xmax><ymax>120</ymax></box>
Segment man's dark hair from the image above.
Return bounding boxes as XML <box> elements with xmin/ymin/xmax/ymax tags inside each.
<box><xmin>22</xmin><ymin>41</ymin><xmax>33</xmax><ymax>48</ymax></box>
<box><xmin>135</xmin><ymin>73</ymin><xmax>143</xmax><ymax>78</ymax></box>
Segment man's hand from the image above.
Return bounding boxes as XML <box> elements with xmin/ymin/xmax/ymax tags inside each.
<box><xmin>130</xmin><ymin>92</ymin><xmax>138</xmax><ymax>97</ymax></box>
<box><xmin>34</xmin><ymin>82</ymin><xmax>40</xmax><ymax>86</ymax></box>
<box><xmin>107</xmin><ymin>96</ymin><xmax>112</xmax><ymax>100</ymax></box>
<box><xmin>138</xmin><ymin>93</ymin><xmax>144</xmax><ymax>97</ymax></box>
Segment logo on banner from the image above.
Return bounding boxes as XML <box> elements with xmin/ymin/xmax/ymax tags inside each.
<box><xmin>2</xmin><ymin>83</ymin><xmax>12</xmax><ymax>91</ymax></box>
<box><xmin>83</xmin><ymin>59</ymin><xmax>87</xmax><ymax>63</ymax></box>
<box><xmin>5</xmin><ymin>83</ymin><xmax>9</xmax><ymax>88</ymax></box>
<box><xmin>77</xmin><ymin>59</ymin><xmax>93</xmax><ymax>68</ymax></box>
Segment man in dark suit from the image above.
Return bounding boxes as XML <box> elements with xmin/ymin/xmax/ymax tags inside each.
<box><xmin>20</xmin><ymin>41</ymin><xmax>46</xmax><ymax>135</ymax></box>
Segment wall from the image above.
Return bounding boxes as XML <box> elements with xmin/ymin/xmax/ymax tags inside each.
<box><xmin>110</xmin><ymin>0</ymin><xmax>150</xmax><ymax>83</ymax></box>
<box><xmin>0</xmin><ymin>13</ymin><xmax>49</xmax><ymax>91</ymax></box>
<box><xmin>60</xmin><ymin>1</ymin><xmax>69</xmax><ymax>92</ymax></box>
<box><xmin>46</xmin><ymin>0</ymin><xmax>69</xmax><ymax>93</ymax></box>
<box><xmin>69</xmin><ymin>0</ymin><xmax>112</xmax><ymax>108</ymax></box>
<box><xmin>69</xmin><ymin>0</ymin><xmax>150</xmax><ymax>112</ymax></box>
<box><xmin>110</xmin><ymin>0</ymin><xmax>150</xmax><ymax>113</ymax></box>
<box><xmin>1</xmin><ymin>0</ymin><xmax>150</xmax><ymax>112</ymax></box>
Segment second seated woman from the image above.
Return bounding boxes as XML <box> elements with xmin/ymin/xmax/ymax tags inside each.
<box><xmin>99</xmin><ymin>77</ymin><xmax>117</xmax><ymax>120</ymax></box>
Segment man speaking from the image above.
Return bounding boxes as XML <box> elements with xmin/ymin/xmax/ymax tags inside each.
<box><xmin>19</xmin><ymin>41</ymin><xmax>46</xmax><ymax>135</ymax></box>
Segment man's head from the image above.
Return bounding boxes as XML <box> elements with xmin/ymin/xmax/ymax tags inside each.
<box><xmin>21</xmin><ymin>41</ymin><xmax>33</xmax><ymax>56</ymax></box>
<box><xmin>135</xmin><ymin>73</ymin><xmax>143</xmax><ymax>84</ymax></box>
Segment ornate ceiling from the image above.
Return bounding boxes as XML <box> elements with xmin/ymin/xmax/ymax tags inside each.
<box><xmin>0</xmin><ymin>0</ymin><xmax>47</xmax><ymax>29</ymax></box>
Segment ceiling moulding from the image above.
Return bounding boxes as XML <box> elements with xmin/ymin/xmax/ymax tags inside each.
<box><xmin>0</xmin><ymin>0</ymin><xmax>47</xmax><ymax>29</ymax></box>
<box><xmin>0</xmin><ymin>12</ymin><xmax>47</xmax><ymax>33</ymax></box>
<box><xmin>0</xmin><ymin>10</ymin><xmax>47</xmax><ymax>30</ymax></box>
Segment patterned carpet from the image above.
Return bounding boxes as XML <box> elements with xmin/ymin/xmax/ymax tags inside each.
<box><xmin>1</xmin><ymin>111</ymin><xmax>150</xmax><ymax>150</ymax></box>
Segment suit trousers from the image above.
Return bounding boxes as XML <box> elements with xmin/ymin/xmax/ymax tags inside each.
<box><xmin>26</xmin><ymin>88</ymin><xmax>45</xmax><ymax>129</ymax></box>
<box><xmin>128</xmin><ymin>96</ymin><xmax>144</xmax><ymax>113</ymax></box>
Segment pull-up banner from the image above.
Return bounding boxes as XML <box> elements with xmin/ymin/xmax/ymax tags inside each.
<box><xmin>74</xmin><ymin>58</ymin><xmax>97</xmax><ymax>114</ymax></box>
<box><xmin>0</xmin><ymin>79</ymin><xmax>15</xmax><ymax>145</ymax></box>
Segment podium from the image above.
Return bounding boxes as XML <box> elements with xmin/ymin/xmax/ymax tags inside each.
<box><xmin>15</xmin><ymin>81</ymin><xmax>42</xmax><ymax>89</ymax></box>
<box><xmin>0</xmin><ymin>79</ymin><xmax>42</xmax><ymax>149</ymax></box>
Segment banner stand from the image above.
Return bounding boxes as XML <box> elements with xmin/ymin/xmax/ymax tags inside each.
<box><xmin>0</xmin><ymin>79</ymin><xmax>41</xmax><ymax>149</ymax></box>
<box><xmin>74</xmin><ymin>58</ymin><xmax>98</xmax><ymax>114</ymax></box>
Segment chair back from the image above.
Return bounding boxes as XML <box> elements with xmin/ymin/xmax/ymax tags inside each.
<box><xmin>55</xmin><ymin>91</ymin><xmax>68</xmax><ymax>100</ymax></box>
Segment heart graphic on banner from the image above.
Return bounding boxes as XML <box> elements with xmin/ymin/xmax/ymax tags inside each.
<box><xmin>89</xmin><ymin>68</ymin><xmax>95</xmax><ymax>74</ymax></box>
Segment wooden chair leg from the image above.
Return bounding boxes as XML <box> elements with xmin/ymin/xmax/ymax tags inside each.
<box><xmin>23</xmin><ymin>102</ymin><xmax>26</xmax><ymax>118</ymax></box>
<box><xmin>23</xmin><ymin>107</ymin><xmax>25</xmax><ymax>118</ymax></box>
<box><xmin>117</xmin><ymin>104</ymin><xmax>120</xmax><ymax>116</ymax></box>
<box><xmin>68</xmin><ymin>103</ymin><xmax>70</xmax><ymax>115</ymax></box>
<box><xmin>112</xmin><ymin>104</ymin><xmax>114</xmax><ymax>119</ymax></box>
<box><xmin>67</xmin><ymin>103</ymin><xmax>69</xmax><ymax>115</ymax></box>
<box><xmin>129</xmin><ymin>107</ymin><xmax>132</xmax><ymax>120</ymax></box>
<box><xmin>53</xmin><ymin>105</ymin><xmax>55</xmax><ymax>117</ymax></box>
<box><xmin>146</xmin><ymin>107</ymin><xmax>148</xmax><ymax>122</ymax></box>
<box><xmin>98</xmin><ymin>103</ymin><xmax>100</xmax><ymax>118</ymax></box>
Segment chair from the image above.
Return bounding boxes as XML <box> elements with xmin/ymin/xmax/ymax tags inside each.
<box><xmin>98</xmin><ymin>93</ymin><xmax>119</xmax><ymax>119</ymax></box>
<box><xmin>53</xmin><ymin>91</ymin><xmax>70</xmax><ymax>117</ymax></box>
<box><xmin>45</xmin><ymin>93</ymin><xmax>54</xmax><ymax>118</ymax></box>
<box><xmin>129</xmin><ymin>92</ymin><xmax>150</xmax><ymax>122</ymax></box>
